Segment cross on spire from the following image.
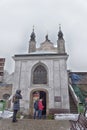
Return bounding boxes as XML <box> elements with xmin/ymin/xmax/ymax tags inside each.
<box><xmin>59</xmin><ymin>24</ymin><xmax>61</xmax><ymax>31</ymax></box>
<box><xmin>33</xmin><ymin>25</ymin><xmax>34</xmax><ymax>32</ymax></box>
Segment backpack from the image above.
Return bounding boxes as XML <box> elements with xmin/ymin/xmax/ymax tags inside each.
<box><xmin>12</xmin><ymin>95</ymin><xmax>17</xmax><ymax>103</ymax></box>
<box><xmin>34</xmin><ymin>101</ymin><xmax>38</xmax><ymax>110</ymax></box>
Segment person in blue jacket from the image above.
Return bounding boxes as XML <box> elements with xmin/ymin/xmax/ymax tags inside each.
<box><xmin>34</xmin><ymin>99</ymin><xmax>39</xmax><ymax>119</ymax></box>
<box><xmin>12</xmin><ymin>89</ymin><xmax>22</xmax><ymax>122</ymax></box>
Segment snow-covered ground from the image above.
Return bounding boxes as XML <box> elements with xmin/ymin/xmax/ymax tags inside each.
<box><xmin>0</xmin><ymin>110</ymin><xmax>13</xmax><ymax>119</ymax></box>
<box><xmin>55</xmin><ymin>113</ymin><xmax>87</xmax><ymax>120</ymax></box>
<box><xmin>54</xmin><ymin>113</ymin><xmax>79</xmax><ymax>120</ymax></box>
<box><xmin>0</xmin><ymin>110</ymin><xmax>87</xmax><ymax>120</ymax></box>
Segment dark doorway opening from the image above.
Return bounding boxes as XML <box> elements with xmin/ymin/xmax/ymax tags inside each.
<box><xmin>32</xmin><ymin>90</ymin><xmax>46</xmax><ymax>116</ymax></box>
<box><xmin>39</xmin><ymin>91</ymin><xmax>46</xmax><ymax>116</ymax></box>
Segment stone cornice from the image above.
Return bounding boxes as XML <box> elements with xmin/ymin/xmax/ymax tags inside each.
<box><xmin>13</xmin><ymin>53</ymin><xmax>69</xmax><ymax>61</ymax></box>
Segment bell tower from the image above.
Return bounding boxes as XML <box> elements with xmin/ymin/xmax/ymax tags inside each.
<box><xmin>28</xmin><ymin>26</ymin><xmax>36</xmax><ymax>53</ymax></box>
<box><xmin>57</xmin><ymin>25</ymin><xmax>65</xmax><ymax>54</ymax></box>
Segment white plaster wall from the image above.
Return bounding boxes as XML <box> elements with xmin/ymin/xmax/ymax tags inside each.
<box><xmin>28</xmin><ymin>59</ymin><xmax>55</xmax><ymax>108</ymax></box>
<box><xmin>12</xmin><ymin>61</ymin><xmax>21</xmax><ymax>94</ymax></box>
<box><xmin>53</xmin><ymin>60</ymin><xmax>61</xmax><ymax>108</ymax></box>
<box><xmin>59</xmin><ymin>59</ymin><xmax>69</xmax><ymax>109</ymax></box>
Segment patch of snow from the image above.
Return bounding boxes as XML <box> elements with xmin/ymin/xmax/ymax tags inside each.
<box><xmin>20</xmin><ymin>115</ymin><xmax>24</xmax><ymax>119</ymax></box>
<box><xmin>54</xmin><ymin>113</ymin><xmax>79</xmax><ymax>121</ymax></box>
<box><xmin>0</xmin><ymin>110</ymin><xmax>13</xmax><ymax>118</ymax></box>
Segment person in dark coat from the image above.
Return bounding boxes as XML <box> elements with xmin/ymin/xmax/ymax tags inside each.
<box><xmin>33</xmin><ymin>99</ymin><xmax>39</xmax><ymax>119</ymax></box>
<box><xmin>12</xmin><ymin>89</ymin><xmax>22</xmax><ymax>122</ymax></box>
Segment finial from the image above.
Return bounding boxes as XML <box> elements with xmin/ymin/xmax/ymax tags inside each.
<box><xmin>58</xmin><ymin>24</ymin><xmax>63</xmax><ymax>39</ymax></box>
<box><xmin>33</xmin><ymin>25</ymin><xmax>34</xmax><ymax>32</ymax></box>
<box><xmin>45</xmin><ymin>34</ymin><xmax>50</xmax><ymax>42</ymax></box>
<box><xmin>30</xmin><ymin>26</ymin><xmax>35</xmax><ymax>41</ymax></box>
<box><xmin>45</xmin><ymin>34</ymin><xmax>48</xmax><ymax>41</ymax></box>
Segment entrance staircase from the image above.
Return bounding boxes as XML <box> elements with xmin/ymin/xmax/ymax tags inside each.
<box><xmin>69</xmin><ymin>84</ymin><xmax>78</xmax><ymax>114</ymax></box>
<box><xmin>69</xmin><ymin>91</ymin><xmax>78</xmax><ymax>113</ymax></box>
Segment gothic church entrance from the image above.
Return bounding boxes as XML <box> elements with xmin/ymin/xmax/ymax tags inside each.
<box><xmin>30</xmin><ymin>89</ymin><xmax>48</xmax><ymax>117</ymax></box>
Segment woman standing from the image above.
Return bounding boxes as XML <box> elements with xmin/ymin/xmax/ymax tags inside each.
<box><xmin>12</xmin><ymin>89</ymin><xmax>22</xmax><ymax>122</ymax></box>
<box><xmin>38</xmin><ymin>99</ymin><xmax>44</xmax><ymax>119</ymax></box>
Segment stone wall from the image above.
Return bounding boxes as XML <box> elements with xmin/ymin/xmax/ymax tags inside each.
<box><xmin>0</xmin><ymin>84</ymin><xmax>12</xmax><ymax>108</ymax></box>
<box><xmin>0</xmin><ymin>84</ymin><xmax>12</xmax><ymax>99</ymax></box>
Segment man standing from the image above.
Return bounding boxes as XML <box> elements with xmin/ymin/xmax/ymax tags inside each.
<box><xmin>12</xmin><ymin>89</ymin><xmax>22</xmax><ymax>122</ymax></box>
<box><xmin>34</xmin><ymin>99</ymin><xmax>39</xmax><ymax>119</ymax></box>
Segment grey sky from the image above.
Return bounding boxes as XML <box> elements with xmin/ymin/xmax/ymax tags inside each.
<box><xmin>0</xmin><ymin>0</ymin><xmax>87</xmax><ymax>73</ymax></box>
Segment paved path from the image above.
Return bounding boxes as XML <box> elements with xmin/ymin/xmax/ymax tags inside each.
<box><xmin>0</xmin><ymin>119</ymin><xmax>70</xmax><ymax>130</ymax></box>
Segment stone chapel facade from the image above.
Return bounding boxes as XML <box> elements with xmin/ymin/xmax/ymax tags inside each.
<box><xmin>12</xmin><ymin>26</ymin><xmax>70</xmax><ymax>116</ymax></box>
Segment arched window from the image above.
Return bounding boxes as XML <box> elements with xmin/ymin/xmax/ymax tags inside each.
<box><xmin>33</xmin><ymin>65</ymin><xmax>47</xmax><ymax>84</ymax></box>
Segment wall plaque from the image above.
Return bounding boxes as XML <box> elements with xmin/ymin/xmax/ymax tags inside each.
<box><xmin>54</xmin><ymin>96</ymin><xmax>61</xmax><ymax>102</ymax></box>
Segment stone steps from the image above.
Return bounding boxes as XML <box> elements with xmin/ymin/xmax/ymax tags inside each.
<box><xmin>69</xmin><ymin>91</ymin><xmax>78</xmax><ymax>113</ymax></box>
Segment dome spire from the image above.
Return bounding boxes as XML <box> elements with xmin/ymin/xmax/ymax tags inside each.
<box><xmin>28</xmin><ymin>26</ymin><xmax>36</xmax><ymax>53</ymax></box>
<box><xmin>58</xmin><ymin>24</ymin><xmax>63</xmax><ymax>39</ymax></box>
<box><xmin>57</xmin><ymin>24</ymin><xmax>65</xmax><ymax>53</ymax></box>
<box><xmin>45</xmin><ymin>34</ymin><xmax>50</xmax><ymax>42</ymax></box>
<box><xmin>30</xmin><ymin>25</ymin><xmax>36</xmax><ymax>41</ymax></box>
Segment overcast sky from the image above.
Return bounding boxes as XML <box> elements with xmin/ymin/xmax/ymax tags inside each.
<box><xmin>0</xmin><ymin>0</ymin><xmax>87</xmax><ymax>74</ymax></box>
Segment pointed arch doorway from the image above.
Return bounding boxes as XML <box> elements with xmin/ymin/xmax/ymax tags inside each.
<box><xmin>30</xmin><ymin>89</ymin><xmax>48</xmax><ymax>117</ymax></box>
